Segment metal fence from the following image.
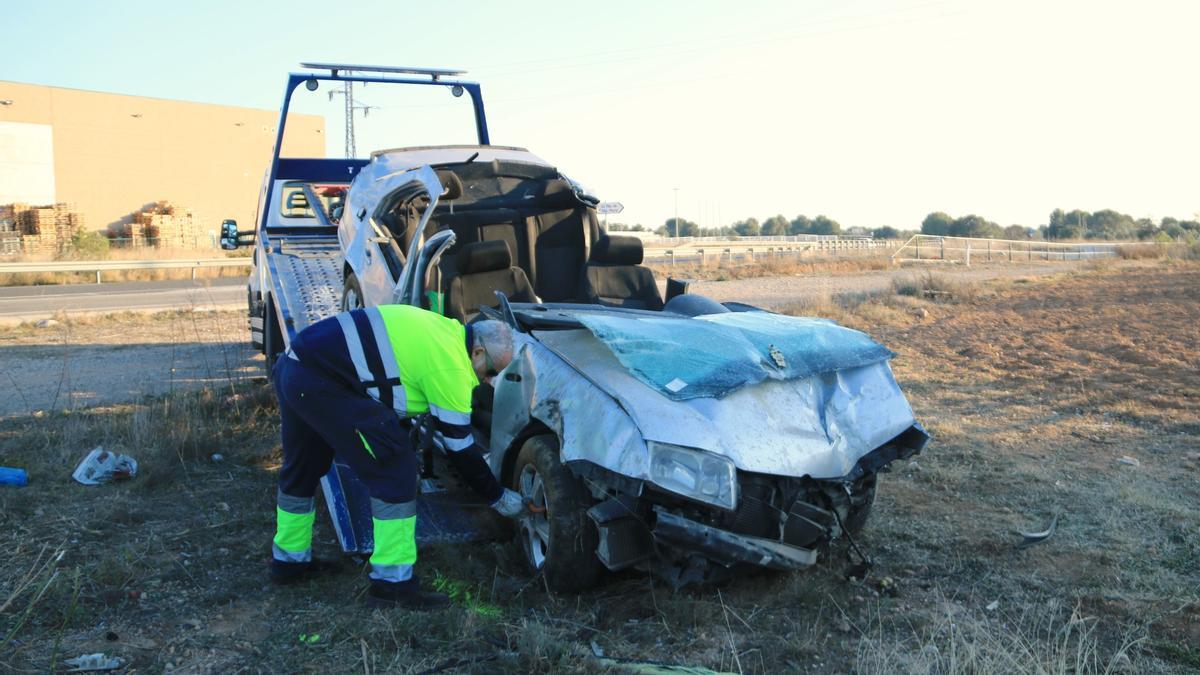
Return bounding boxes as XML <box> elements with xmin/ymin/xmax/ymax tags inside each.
<box><xmin>644</xmin><ymin>238</ymin><xmax>888</xmax><ymax>266</ymax></box>
<box><xmin>890</xmin><ymin>234</ymin><xmax>1148</xmax><ymax>265</ymax></box>
<box><xmin>0</xmin><ymin>258</ymin><xmax>252</xmax><ymax>283</ymax></box>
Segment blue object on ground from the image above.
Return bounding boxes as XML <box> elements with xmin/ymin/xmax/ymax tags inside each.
<box><xmin>0</xmin><ymin>467</ymin><xmax>28</xmax><ymax>487</ymax></box>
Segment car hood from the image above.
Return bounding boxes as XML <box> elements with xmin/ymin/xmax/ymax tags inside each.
<box><xmin>532</xmin><ymin>327</ymin><xmax>920</xmax><ymax>479</ymax></box>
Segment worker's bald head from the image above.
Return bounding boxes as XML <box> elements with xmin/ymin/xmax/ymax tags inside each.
<box><xmin>470</xmin><ymin>320</ymin><xmax>514</xmax><ymax>380</ymax></box>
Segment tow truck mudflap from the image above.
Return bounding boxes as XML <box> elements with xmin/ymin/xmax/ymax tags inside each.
<box><xmin>652</xmin><ymin>507</ymin><xmax>818</xmax><ymax>570</ymax></box>
<box><xmin>320</xmin><ymin>460</ymin><xmax>509</xmax><ymax>554</ymax></box>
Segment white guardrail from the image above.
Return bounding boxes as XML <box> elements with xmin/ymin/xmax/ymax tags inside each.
<box><xmin>0</xmin><ymin>258</ymin><xmax>252</xmax><ymax>283</ymax></box>
<box><xmin>890</xmin><ymin>234</ymin><xmax>1153</xmax><ymax>264</ymax></box>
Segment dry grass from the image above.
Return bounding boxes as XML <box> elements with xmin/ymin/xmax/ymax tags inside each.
<box><xmin>2</xmin><ymin>263</ymin><xmax>1198</xmax><ymax>672</ymax></box>
<box><xmin>648</xmin><ymin>252</ymin><xmax>892</xmax><ymax>282</ymax></box>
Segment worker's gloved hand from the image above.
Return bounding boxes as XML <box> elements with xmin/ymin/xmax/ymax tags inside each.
<box><xmin>490</xmin><ymin>488</ymin><xmax>527</xmax><ymax>519</ymax></box>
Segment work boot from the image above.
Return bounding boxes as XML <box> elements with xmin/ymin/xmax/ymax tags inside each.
<box><xmin>366</xmin><ymin>577</ymin><xmax>450</xmax><ymax>610</ymax></box>
<box><xmin>268</xmin><ymin>557</ymin><xmax>342</xmax><ymax>585</ymax></box>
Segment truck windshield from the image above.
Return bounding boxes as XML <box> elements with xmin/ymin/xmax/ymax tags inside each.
<box><xmin>278</xmin><ymin>79</ymin><xmax>479</xmax><ymax>160</ymax></box>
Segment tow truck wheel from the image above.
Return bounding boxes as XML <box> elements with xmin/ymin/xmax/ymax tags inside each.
<box><xmin>342</xmin><ymin>272</ymin><xmax>365</xmax><ymax>311</ymax></box>
<box><xmin>512</xmin><ymin>435</ymin><xmax>604</xmax><ymax>592</ymax></box>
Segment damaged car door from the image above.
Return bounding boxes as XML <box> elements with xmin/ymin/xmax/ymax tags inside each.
<box><xmin>338</xmin><ymin>165</ymin><xmax>446</xmax><ymax>309</ymax></box>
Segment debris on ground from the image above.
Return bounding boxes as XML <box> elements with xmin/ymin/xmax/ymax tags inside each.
<box><xmin>211</xmin><ymin>453</ymin><xmax>225</xmax><ymax>463</ymax></box>
<box><xmin>34</xmin><ymin>318</ymin><xmax>60</xmax><ymax>328</ymax></box>
<box><xmin>0</xmin><ymin>466</ymin><xmax>28</xmax><ymax>486</ymax></box>
<box><xmin>1116</xmin><ymin>455</ymin><xmax>1140</xmax><ymax>467</ymax></box>
<box><xmin>1016</xmin><ymin>513</ymin><xmax>1058</xmax><ymax>547</ymax></box>
<box><xmin>64</xmin><ymin>653</ymin><xmax>125</xmax><ymax>671</ymax></box>
<box><xmin>71</xmin><ymin>447</ymin><xmax>138</xmax><ymax>485</ymax></box>
<box><xmin>986</xmin><ymin>600</ymin><xmax>1000</xmax><ymax>612</ymax></box>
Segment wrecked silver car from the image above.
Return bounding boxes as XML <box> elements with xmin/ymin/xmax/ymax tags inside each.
<box><xmin>324</xmin><ymin>145</ymin><xmax>928</xmax><ymax>590</ymax></box>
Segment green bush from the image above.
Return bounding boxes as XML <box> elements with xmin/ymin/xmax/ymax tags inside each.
<box><xmin>70</xmin><ymin>230</ymin><xmax>111</xmax><ymax>259</ymax></box>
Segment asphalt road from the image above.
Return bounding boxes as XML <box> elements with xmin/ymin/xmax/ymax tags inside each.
<box><xmin>0</xmin><ymin>278</ymin><xmax>247</xmax><ymax>324</ymax></box>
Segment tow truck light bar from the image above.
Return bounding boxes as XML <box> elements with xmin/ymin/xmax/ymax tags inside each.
<box><xmin>299</xmin><ymin>62</ymin><xmax>467</xmax><ymax>81</ymax></box>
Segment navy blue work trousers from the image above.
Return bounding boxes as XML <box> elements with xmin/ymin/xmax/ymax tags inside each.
<box><xmin>272</xmin><ymin>354</ymin><xmax>418</xmax><ymax>505</ymax></box>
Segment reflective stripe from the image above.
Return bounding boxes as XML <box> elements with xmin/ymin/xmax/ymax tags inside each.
<box><xmin>438</xmin><ymin>432</ymin><xmax>474</xmax><ymax>452</ymax></box>
<box><xmin>277</xmin><ymin>490</ymin><xmax>315</xmax><ymax>515</ymax></box>
<box><xmin>365</xmin><ymin>307</ymin><xmax>407</xmax><ymax>414</ymax></box>
<box><xmin>273</xmin><ymin>506</ymin><xmax>315</xmax><ymax>556</ymax></box>
<box><xmin>336</xmin><ymin>313</ymin><xmax>380</xmax><ymax>400</ymax></box>
<box><xmin>430</xmin><ymin>404</ymin><xmax>471</xmax><ymax>426</ymax></box>
<box><xmin>370</xmin><ymin>497</ymin><xmax>417</xmax><ymax>520</ymax></box>
<box><xmin>356</xmin><ymin>430</ymin><xmax>377</xmax><ymax>461</ymax></box>
<box><xmin>370</xmin><ymin>515</ymin><xmax>417</xmax><ymax>567</ymax></box>
<box><xmin>272</xmin><ymin>542</ymin><xmax>311</xmax><ymax>563</ymax></box>
<box><xmin>369</xmin><ymin>563</ymin><xmax>413</xmax><ymax>583</ymax></box>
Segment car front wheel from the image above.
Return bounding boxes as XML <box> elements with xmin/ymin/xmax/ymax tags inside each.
<box><xmin>342</xmin><ymin>271</ymin><xmax>365</xmax><ymax>311</ymax></box>
<box><xmin>512</xmin><ymin>435</ymin><xmax>603</xmax><ymax>592</ymax></box>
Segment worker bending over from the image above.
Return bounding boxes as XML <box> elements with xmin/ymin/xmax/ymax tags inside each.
<box><xmin>267</xmin><ymin>304</ymin><xmax>526</xmax><ymax>609</ymax></box>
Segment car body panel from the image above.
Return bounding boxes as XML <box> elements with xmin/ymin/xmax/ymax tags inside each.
<box><xmin>516</xmin><ymin>327</ymin><xmax>916</xmax><ymax>482</ymax></box>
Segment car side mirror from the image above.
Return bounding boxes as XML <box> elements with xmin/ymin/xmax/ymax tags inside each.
<box><xmin>665</xmin><ymin>277</ymin><xmax>692</xmax><ymax>303</ymax></box>
<box><xmin>220</xmin><ymin>220</ymin><xmax>243</xmax><ymax>250</ymax></box>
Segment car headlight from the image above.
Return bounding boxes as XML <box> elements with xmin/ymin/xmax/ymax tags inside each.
<box><xmin>647</xmin><ymin>441</ymin><xmax>739</xmax><ymax>511</ymax></box>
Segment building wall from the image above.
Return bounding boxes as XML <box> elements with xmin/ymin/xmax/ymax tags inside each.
<box><xmin>0</xmin><ymin>81</ymin><xmax>324</xmax><ymax>240</ymax></box>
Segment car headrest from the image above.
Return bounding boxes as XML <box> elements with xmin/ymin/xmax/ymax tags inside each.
<box><xmin>590</xmin><ymin>235</ymin><xmax>644</xmax><ymax>265</ymax></box>
<box><xmin>436</xmin><ymin>170</ymin><xmax>464</xmax><ymax>201</ymax></box>
<box><xmin>457</xmin><ymin>240</ymin><xmax>512</xmax><ymax>274</ymax></box>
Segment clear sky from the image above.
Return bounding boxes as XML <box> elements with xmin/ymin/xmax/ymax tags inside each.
<box><xmin>3</xmin><ymin>0</ymin><xmax>1196</xmax><ymax>230</ymax></box>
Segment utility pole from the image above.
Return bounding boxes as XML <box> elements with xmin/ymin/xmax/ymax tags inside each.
<box><xmin>328</xmin><ymin>80</ymin><xmax>377</xmax><ymax>158</ymax></box>
<box><xmin>673</xmin><ymin>187</ymin><xmax>679</xmax><ymax>240</ymax></box>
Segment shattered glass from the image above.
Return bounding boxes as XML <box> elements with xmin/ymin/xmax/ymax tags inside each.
<box><xmin>575</xmin><ymin>311</ymin><xmax>895</xmax><ymax>400</ymax></box>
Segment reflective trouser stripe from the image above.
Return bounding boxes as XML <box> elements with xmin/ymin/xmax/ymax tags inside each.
<box><xmin>273</xmin><ymin>507</ymin><xmax>315</xmax><ymax>563</ymax></box>
<box><xmin>336</xmin><ymin>313</ymin><xmax>380</xmax><ymax>401</ymax></box>
<box><xmin>369</xmin><ymin>497</ymin><xmax>417</xmax><ymax>582</ymax></box>
<box><xmin>364</xmin><ymin>307</ymin><xmax>407</xmax><ymax>413</ymax></box>
<box><xmin>356</xmin><ymin>430</ymin><xmax>377</xmax><ymax>461</ymax></box>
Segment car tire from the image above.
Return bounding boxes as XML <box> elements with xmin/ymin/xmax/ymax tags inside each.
<box><xmin>263</xmin><ymin>294</ymin><xmax>283</xmax><ymax>379</ymax></box>
<box><xmin>342</xmin><ymin>271</ymin><xmax>365</xmax><ymax>311</ymax></box>
<box><xmin>843</xmin><ymin>476</ymin><xmax>877</xmax><ymax>536</ymax></box>
<box><xmin>511</xmin><ymin>435</ymin><xmax>604</xmax><ymax>592</ymax></box>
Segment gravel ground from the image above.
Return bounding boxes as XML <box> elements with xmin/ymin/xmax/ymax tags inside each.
<box><xmin>0</xmin><ymin>310</ymin><xmax>260</xmax><ymax>418</ymax></box>
<box><xmin>0</xmin><ymin>262</ymin><xmax>1079</xmax><ymax>417</ymax></box>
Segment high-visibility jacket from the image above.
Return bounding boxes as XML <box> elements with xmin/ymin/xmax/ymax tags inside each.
<box><xmin>289</xmin><ymin>305</ymin><xmax>479</xmax><ymax>452</ymax></box>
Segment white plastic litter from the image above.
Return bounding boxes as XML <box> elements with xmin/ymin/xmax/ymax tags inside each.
<box><xmin>72</xmin><ymin>447</ymin><xmax>138</xmax><ymax>485</ymax></box>
<box><xmin>64</xmin><ymin>652</ymin><xmax>125</xmax><ymax>671</ymax></box>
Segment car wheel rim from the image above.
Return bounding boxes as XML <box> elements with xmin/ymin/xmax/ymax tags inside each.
<box><xmin>518</xmin><ymin>465</ymin><xmax>549</xmax><ymax>570</ymax></box>
<box><xmin>343</xmin><ymin>286</ymin><xmax>363</xmax><ymax>311</ymax></box>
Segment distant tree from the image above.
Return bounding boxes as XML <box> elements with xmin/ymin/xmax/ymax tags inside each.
<box><xmin>921</xmin><ymin>212</ymin><xmax>954</xmax><ymax>235</ymax></box>
<box><xmin>1002</xmin><ymin>225</ymin><xmax>1030</xmax><ymax>240</ymax></box>
<box><xmin>1086</xmin><ymin>209</ymin><xmax>1137</xmax><ymax>240</ymax></box>
<box><xmin>789</xmin><ymin>215</ymin><xmax>812</xmax><ymax>235</ymax></box>
<box><xmin>810</xmin><ymin>215</ymin><xmax>841</xmax><ymax>235</ymax></box>
<box><xmin>872</xmin><ymin>226</ymin><xmax>901</xmax><ymax>239</ymax></box>
<box><xmin>761</xmin><ymin>214</ymin><xmax>790</xmax><ymax>236</ymax></box>
<box><xmin>733</xmin><ymin>218</ymin><xmax>761</xmax><ymax>236</ymax></box>
<box><xmin>948</xmin><ymin>214</ymin><xmax>1002</xmax><ymax>238</ymax></box>
<box><xmin>663</xmin><ymin>217</ymin><xmax>699</xmax><ymax>237</ymax></box>
<box><xmin>1045</xmin><ymin>209</ymin><xmax>1088</xmax><ymax>239</ymax></box>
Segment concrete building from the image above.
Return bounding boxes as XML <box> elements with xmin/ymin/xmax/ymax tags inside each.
<box><xmin>0</xmin><ymin>80</ymin><xmax>324</xmax><ymax>244</ymax></box>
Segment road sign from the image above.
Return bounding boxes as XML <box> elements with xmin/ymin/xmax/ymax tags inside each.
<box><xmin>597</xmin><ymin>202</ymin><xmax>624</xmax><ymax>215</ymax></box>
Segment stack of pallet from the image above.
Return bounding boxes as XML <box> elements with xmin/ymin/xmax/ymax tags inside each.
<box><xmin>106</xmin><ymin>220</ymin><xmax>145</xmax><ymax>248</ymax></box>
<box><xmin>134</xmin><ymin>201</ymin><xmax>205</xmax><ymax>249</ymax></box>
<box><xmin>0</xmin><ymin>204</ymin><xmax>20</xmax><ymax>255</ymax></box>
<box><xmin>0</xmin><ymin>202</ymin><xmax>86</xmax><ymax>255</ymax></box>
